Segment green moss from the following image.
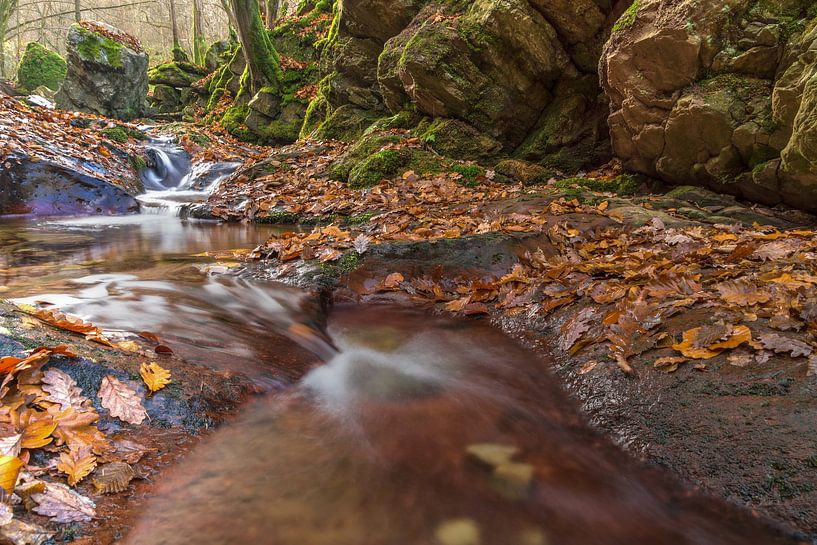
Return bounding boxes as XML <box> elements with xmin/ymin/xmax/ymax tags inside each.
<box><xmin>256</xmin><ymin>211</ymin><xmax>302</xmax><ymax>224</ymax></box>
<box><xmin>613</xmin><ymin>0</ymin><xmax>640</xmax><ymax>32</ymax></box>
<box><xmin>319</xmin><ymin>252</ymin><xmax>361</xmax><ymax>277</ymax></box>
<box><xmin>346</xmin><ymin>211</ymin><xmax>377</xmax><ymax>225</ymax></box>
<box><xmin>74</xmin><ymin>25</ymin><xmax>124</xmax><ymax>69</ymax></box>
<box><xmin>348</xmin><ymin>149</ymin><xmax>404</xmax><ymax>188</ymax></box>
<box><xmin>101</xmin><ymin>127</ymin><xmax>129</xmax><ymax>143</ymax></box>
<box><xmin>555</xmin><ymin>174</ymin><xmax>641</xmax><ymax>196</ymax></box>
<box><xmin>130</xmin><ymin>155</ymin><xmax>148</xmax><ymax>171</ymax></box>
<box><xmin>451</xmin><ymin>163</ymin><xmax>483</xmax><ymax>187</ymax></box>
<box><xmin>221</xmin><ymin>104</ymin><xmax>253</xmax><ymax>140</ymax></box>
<box><xmin>16</xmin><ymin>42</ymin><xmax>67</xmax><ymax>93</ymax></box>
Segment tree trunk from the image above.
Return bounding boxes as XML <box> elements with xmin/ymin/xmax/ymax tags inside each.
<box><xmin>169</xmin><ymin>0</ymin><xmax>180</xmax><ymax>50</ymax></box>
<box><xmin>230</xmin><ymin>0</ymin><xmax>281</xmax><ymax>97</ymax></box>
<box><xmin>0</xmin><ymin>0</ymin><xmax>18</xmax><ymax>79</ymax></box>
<box><xmin>74</xmin><ymin>0</ymin><xmax>80</xmax><ymax>22</ymax></box>
<box><xmin>265</xmin><ymin>0</ymin><xmax>279</xmax><ymax>29</ymax></box>
<box><xmin>192</xmin><ymin>0</ymin><xmax>206</xmax><ymax>65</ymax></box>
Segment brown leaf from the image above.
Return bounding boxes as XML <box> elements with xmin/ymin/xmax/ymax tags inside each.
<box><xmin>559</xmin><ymin>307</ymin><xmax>597</xmax><ymax>352</ymax></box>
<box><xmin>42</xmin><ymin>369</ymin><xmax>89</xmax><ymax>411</ymax></box>
<box><xmin>653</xmin><ymin>356</ymin><xmax>687</xmax><ymax>373</ymax></box>
<box><xmin>31</xmin><ymin>482</ymin><xmax>95</xmax><ymax>523</ymax></box>
<box><xmin>0</xmin><ymin>519</ymin><xmax>53</xmax><ymax>545</ymax></box>
<box><xmin>92</xmin><ymin>462</ymin><xmax>135</xmax><ymax>494</ymax></box>
<box><xmin>98</xmin><ymin>377</ymin><xmax>146</xmax><ymax>425</ymax></box>
<box><xmin>673</xmin><ymin>328</ymin><xmax>722</xmax><ymax>359</ymax></box>
<box><xmin>716</xmin><ymin>281</ymin><xmax>771</xmax><ymax>306</ymax></box>
<box><xmin>758</xmin><ymin>332</ymin><xmax>813</xmax><ymax>358</ymax></box>
<box><xmin>57</xmin><ymin>446</ymin><xmax>97</xmax><ymax>487</ymax></box>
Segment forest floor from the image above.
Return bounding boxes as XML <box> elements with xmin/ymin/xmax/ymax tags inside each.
<box><xmin>2</xmin><ymin>91</ymin><xmax>817</xmax><ymax>541</ymax></box>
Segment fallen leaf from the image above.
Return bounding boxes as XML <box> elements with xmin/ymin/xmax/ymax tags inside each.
<box><xmin>139</xmin><ymin>362</ymin><xmax>171</xmax><ymax>393</ymax></box>
<box><xmin>0</xmin><ymin>518</ymin><xmax>53</xmax><ymax>545</ymax></box>
<box><xmin>0</xmin><ymin>434</ymin><xmax>22</xmax><ymax>458</ymax></box>
<box><xmin>716</xmin><ymin>281</ymin><xmax>771</xmax><ymax>306</ymax></box>
<box><xmin>57</xmin><ymin>447</ymin><xmax>97</xmax><ymax>487</ymax></box>
<box><xmin>673</xmin><ymin>328</ymin><xmax>722</xmax><ymax>359</ymax></box>
<box><xmin>92</xmin><ymin>462</ymin><xmax>135</xmax><ymax>494</ymax></box>
<box><xmin>758</xmin><ymin>333</ymin><xmax>813</xmax><ymax>358</ymax></box>
<box><xmin>98</xmin><ymin>377</ymin><xmax>146</xmax><ymax>425</ymax></box>
<box><xmin>0</xmin><ymin>456</ymin><xmax>23</xmax><ymax>493</ymax></box>
<box><xmin>42</xmin><ymin>369</ymin><xmax>88</xmax><ymax>411</ymax></box>
<box><xmin>382</xmin><ymin>273</ymin><xmax>405</xmax><ymax>290</ymax></box>
<box><xmin>653</xmin><ymin>356</ymin><xmax>687</xmax><ymax>373</ymax></box>
<box><xmin>32</xmin><ymin>482</ymin><xmax>95</xmax><ymax>523</ymax></box>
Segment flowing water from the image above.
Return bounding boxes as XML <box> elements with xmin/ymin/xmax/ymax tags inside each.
<box><xmin>0</xmin><ymin>139</ymin><xmax>803</xmax><ymax>545</ymax></box>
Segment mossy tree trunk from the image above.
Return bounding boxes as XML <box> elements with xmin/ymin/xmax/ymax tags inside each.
<box><xmin>230</xmin><ymin>0</ymin><xmax>281</xmax><ymax>97</ymax></box>
<box><xmin>169</xmin><ymin>0</ymin><xmax>182</xmax><ymax>55</ymax></box>
<box><xmin>0</xmin><ymin>0</ymin><xmax>18</xmax><ymax>78</ymax></box>
<box><xmin>192</xmin><ymin>0</ymin><xmax>206</xmax><ymax>65</ymax></box>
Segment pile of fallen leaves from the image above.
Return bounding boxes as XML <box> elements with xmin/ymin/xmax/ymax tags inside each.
<box><xmin>0</xmin><ymin>95</ymin><xmax>139</xmax><ymax>188</ymax></box>
<box><xmin>369</xmin><ymin>218</ymin><xmax>817</xmax><ymax>376</ymax></box>
<box><xmin>79</xmin><ymin>21</ymin><xmax>143</xmax><ymax>53</ymax></box>
<box><xmin>0</xmin><ymin>307</ymin><xmax>171</xmax><ymax>544</ymax></box>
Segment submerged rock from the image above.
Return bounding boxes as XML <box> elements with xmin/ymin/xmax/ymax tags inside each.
<box><xmin>0</xmin><ymin>151</ymin><xmax>139</xmax><ymax>216</ymax></box>
<box><xmin>56</xmin><ymin>22</ymin><xmax>148</xmax><ymax>120</ymax></box>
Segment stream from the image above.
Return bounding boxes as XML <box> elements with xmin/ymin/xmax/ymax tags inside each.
<box><xmin>0</xmin><ymin>139</ymin><xmax>802</xmax><ymax>545</ymax></box>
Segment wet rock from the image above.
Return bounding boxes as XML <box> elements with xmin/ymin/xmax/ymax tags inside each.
<box><xmin>56</xmin><ymin>22</ymin><xmax>148</xmax><ymax>120</ymax></box>
<box><xmin>0</xmin><ymin>151</ymin><xmax>140</xmax><ymax>216</ymax></box>
<box><xmin>601</xmin><ymin>0</ymin><xmax>817</xmax><ymax>211</ymax></box>
<box><xmin>434</xmin><ymin>518</ymin><xmax>481</xmax><ymax>545</ymax></box>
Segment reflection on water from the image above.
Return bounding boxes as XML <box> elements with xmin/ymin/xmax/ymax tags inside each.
<box><xmin>123</xmin><ymin>307</ymin><xmax>796</xmax><ymax>545</ymax></box>
<box><xmin>0</xmin><ymin>215</ymin><xmax>324</xmax><ymax>381</ymax></box>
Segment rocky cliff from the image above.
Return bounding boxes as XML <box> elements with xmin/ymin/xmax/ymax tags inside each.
<box><xmin>602</xmin><ymin>0</ymin><xmax>817</xmax><ymax>211</ymax></box>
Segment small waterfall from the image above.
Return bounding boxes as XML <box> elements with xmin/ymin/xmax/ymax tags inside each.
<box><xmin>137</xmin><ymin>137</ymin><xmax>242</xmax><ymax>217</ymax></box>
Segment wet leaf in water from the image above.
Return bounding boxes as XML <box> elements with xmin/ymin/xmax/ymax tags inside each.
<box><xmin>98</xmin><ymin>377</ymin><xmax>146</xmax><ymax>426</ymax></box>
<box><xmin>92</xmin><ymin>462</ymin><xmax>135</xmax><ymax>494</ymax></box>
<box><xmin>140</xmin><ymin>362</ymin><xmax>171</xmax><ymax>393</ymax></box>
<box><xmin>31</xmin><ymin>482</ymin><xmax>95</xmax><ymax>523</ymax></box>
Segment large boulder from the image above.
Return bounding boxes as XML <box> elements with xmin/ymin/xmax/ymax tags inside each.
<box><xmin>16</xmin><ymin>42</ymin><xmax>67</xmax><ymax>94</ymax></box>
<box><xmin>310</xmin><ymin>0</ymin><xmax>626</xmax><ymax>171</ymax></box>
<box><xmin>0</xmin><ymin>151</ymin><xmax>140</xmax><ymax>216</ymax></box>
<box><xmin>56</xmin><ymin>22</ymin><xmax>148</xmax><ymax>120</ymax></box>
<box><xmin>601</xmin><ymin>0</ymin><xmax>817</xmax><ymax>211</ymax></box>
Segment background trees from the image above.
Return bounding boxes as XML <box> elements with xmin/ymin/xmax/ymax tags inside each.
<box><xmin>0</xmin><ymin>0</ymin><xmax>234</xmax><ymax>78</ymax></box>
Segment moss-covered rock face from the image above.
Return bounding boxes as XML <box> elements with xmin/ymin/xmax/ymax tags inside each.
<box><xmin>306</xmin><ymin>0</ymin><xmax>617</xmax><ymax>170</ymax></box>
<box><xmin>601</xmin><ymin>0</ymin><xmax>817</xmax><ymax>211</ymax></box>
<box><xmin>330</xmin><ymin>130</ymin><xmax>449</xmax><ymax>187</ymax></box>
<box><xmin>55</xmin><ymin>22</ymin><xmax>148</xmax><ymax>120</ymax></box>
<box><xmin>148</xmin><ymin>62</ymin><xmax>208</xmax><ymax>87</ymax></box>
<box><xmin>16</xmin><ymin>42</ymin><xmax>67</xmax><ymax>94</ymax></box>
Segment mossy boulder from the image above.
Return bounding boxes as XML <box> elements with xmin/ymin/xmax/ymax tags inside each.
<box><xmin>330</xmin><ymin>130</ymin><xmax>448</xmax><ymax>187</ymax></box>
<box><xmin>55</xmin><ymin>22</ymin><xmax>148</xmax><ymax>120</ymax></box>
<box><xmin>416</xmin><ymin>118</ymin><xmax>503</xmax><ymax>163</ymax></box>
<box><xmin>148</xmin><ymin>62</ymin><xmax>208</xmax><ymax>88</ymax></box>
<box><xmin>205</xmin><ymin>40</ymin><xmax>231</xmax><ymax>72</ymax></box>
<box><xmin>148</xmin><ymin>84</ymin><xmax>183</xmax><ymax>113</ymax></box>
<box><xmin>16</xmin><ymin>42</ymin><xmax>67</xmax><ymax>94</ymax></box>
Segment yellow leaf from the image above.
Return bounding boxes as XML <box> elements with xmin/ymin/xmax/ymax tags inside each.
<box><xmin>672</xmin><ymin>328</ymin><xmax>722</xmax><ymax>359</ymax></box>
<box><xmin>57</xmin><ymin>447</ymin><xmax>97</xmax><ymax>487</ymax></box>
<box><xmin>140</xmin><ymin>362</ymin><xmax>172</xmax><ymax>393</ymax></box>
<box><xmin>709</xmin><ymin>325</ymin><xmax>752</xmax><ymax>350</ymax></box>
<box><xmin>0</xmin><ymin>456</ymin><xmax>23</xmax><ymax>493</ymax></box>
<box><xmin>21</xmin><ymin>418</ymin><xmax>57</xmax><ymax>449</ymax></box>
